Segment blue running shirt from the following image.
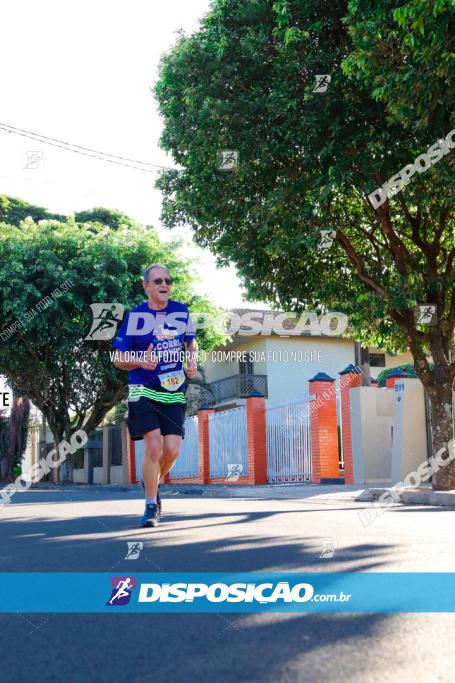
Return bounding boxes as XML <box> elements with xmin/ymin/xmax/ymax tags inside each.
<box><xmin>112</xmin><ymin>300</ymin><xmax>195</xmax><ymax>391</ymax></box>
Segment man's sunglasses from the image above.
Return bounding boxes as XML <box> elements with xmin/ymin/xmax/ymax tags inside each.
<box><xmin>152</xmin><ymin>277</ymin><xmax>173</xmax><ymax>285</ymax></box>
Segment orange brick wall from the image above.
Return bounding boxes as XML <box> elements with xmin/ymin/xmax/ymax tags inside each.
<box><xmin>198</xmin><ymin>409</ymin><xmax>214</xmax><ymax>483</ymax></box>
<box><xmin>339</xmin><ymin>370</ymin><xmax>362</xmax><ymax>484</ymax></box>
<box><xmin>245</xmin><ymin>396</ymin><xmax>267</xmax><ymax>484</ymax></box>
<box><xmin>128</xmin><ymin>437</ymin><xmax>137</xmax><ymax>484</ymax></box>
<box><xmin>309</xmin><ymin>378</ymin><xmax>340</xmax><ymax>483</ymax></box>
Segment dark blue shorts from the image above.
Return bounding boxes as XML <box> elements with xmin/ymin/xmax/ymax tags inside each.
<box><xmin>127</xmin><ymin>397</ymin><xmax>186</xmax><ymax>441</ymax></box>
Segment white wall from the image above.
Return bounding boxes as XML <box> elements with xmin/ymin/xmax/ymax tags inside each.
<box><xmin>110</xmin><ymin>465</ymin><xmax>124</xmax><ymax>484</ymax></box>
<box><xmin>264</xmin><ymin>336</ymin><xmax>355</xmax><ymax>403</ymax></box>
<box><xmin>369</xmin><ymin>347</ymin><xmax>414</xmax><ymax>376</ymax></box>
<box><xmin>73</xmin><ymin>469</ymin><xmax>87</xmax><ymax>484</ymax></box>
<box><xmin>201</xmin><ymin>335</ymin><xmax>413</xmax><ymax>405</ymax></box>
<box><xmin>391</xmin><ymin>378</ymin><xmax>428</xmax><ymax>483</ymax></box>
<box><xmin>350</xmin><ymin>387</ymin><xmax>394</xmax><ymax>484</ymax></box>
<box><xmin>202</xmin><ymin>338</ymin><xmax>268</xmax><ymax>382</ymax></box>
<box><xmin>93</xmin><ymin>467</ymin><xmax>104</xmax><ymax>484</ymax></box>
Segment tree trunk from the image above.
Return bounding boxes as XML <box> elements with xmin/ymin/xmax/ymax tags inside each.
<box><xmin>426</xmin><ymin>380</ymin><xmax>455</xmax><ymax>490</ymax></box>
<box><xmin>2</xmin><ymin>394</ymin><xmax>31</xmax><ymax>483</ymax></box>
<box><xmin>0</xmin><ymin>457</ymin><xmax>12</xmax><ymax>482</ymax></box>
<box><xmin>50</xmin><ymin>431</ymin><xmax>64</xmax><ymax>483</ymax></box>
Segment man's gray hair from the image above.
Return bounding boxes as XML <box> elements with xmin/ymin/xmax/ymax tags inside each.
<box><xmin>143</xmin><ymin>263</ymin><xmax>170</xmax><ymax>283</ymax></box>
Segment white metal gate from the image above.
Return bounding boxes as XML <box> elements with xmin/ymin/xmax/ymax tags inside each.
<box><xmin>135</xmin><ymin>439</ymin><xmax>144</xmax><ymax>482</ymax></box>
<box><xmin>209</xmin><ymin>406</ymin><xmax>248</xmax><ymax>479</ymax></box>
<box><xmin>266</xmin><ymin>400</ymin><xmax>312</xmax><ymax>482</ymax></box>
<box><xmin>171</xmin><ymin>415</ymin><xmax>199</xmax><ymax>478</ymax></box>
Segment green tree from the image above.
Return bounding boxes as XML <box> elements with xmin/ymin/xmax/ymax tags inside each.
<box><xmin>0</xmin><ymin>210</ymin><xmax>223</xmax><ymax>480</ymax></box>
<box><xmin>155</xmin><ymin>0</ymin><xmax>455</xmax><ymax>488</ymax></box>
<box><xmin>343</xmin><ymin>0</ymin><xmax>455</xmax><ymax>131</ymax></box>
<box><xmin>0</xmin><ymin>409</ymin><xmax>10</xmax><ymax>477</ymax></box>
<box><xmin>5</xmin><ymin>393</ymin><xmax>30</xmax><ymax>481</ymax></box>
<box><xmin>0</xmin><ymin>194</ymin><xmax>65</xmax><ymax>226</ymax></box>
<box><xmin>74</xmin><ymin>207</ymin><xmax>140</xmax><ymax>231</ymax></box>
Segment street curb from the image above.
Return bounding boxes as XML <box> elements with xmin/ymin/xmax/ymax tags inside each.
<box><xmin>355</xmin><ymin>487</ymin><xmax>455</xmax><ymax>507</ymax></box>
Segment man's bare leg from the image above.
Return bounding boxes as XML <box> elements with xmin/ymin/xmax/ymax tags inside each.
<box><xmin>160</xmin><ymin>434</ymin><xmax>182</xmax><ymax>477</ymax></box>
<box><xmin>142</xmin><ymin>433</ymin><xmax>182</xmax><ymax>516</ymax></box>
<box><xmin>158</xmin><ymin>434</ymin><xmax>182</xmax><ymax>483</ymax></box>
<box><xmin>142</xmin><ymin>429</ymin><xmax>163</xmax><ymax>500</ymax></box>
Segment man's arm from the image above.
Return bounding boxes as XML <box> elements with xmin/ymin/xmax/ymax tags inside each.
<box><xmin>184</xmin><ymin>338</ymin><xmax>198</xmax><ymax>378</ymax></box>
<box><xmin>113</xmin><ymin>343</ymin><xmax>158</xmax><ymax>371</ymax></box>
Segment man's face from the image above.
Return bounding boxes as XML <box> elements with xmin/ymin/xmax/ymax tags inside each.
<box><xmin>143</xmin><ymin>267</ymin><xmax>172</xmax><ymax>306</ymax></box>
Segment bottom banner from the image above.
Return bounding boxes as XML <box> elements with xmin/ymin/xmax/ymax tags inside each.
<box><xmin>0</xmin><ymin>572</ymin><xmax>454</xmax><ymax>613</ymax></box>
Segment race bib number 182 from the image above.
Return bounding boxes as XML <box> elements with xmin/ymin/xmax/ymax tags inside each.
<box><xmin>158</xmin><ymin>370</ymin><xmax>185</xmax><ymax>392</ymax></box>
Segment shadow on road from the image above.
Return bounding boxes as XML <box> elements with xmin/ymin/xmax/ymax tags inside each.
<box><xmin>0</xmin><ymin>491</ymin><xmax>399</xmax><ymax>683</ymax></box>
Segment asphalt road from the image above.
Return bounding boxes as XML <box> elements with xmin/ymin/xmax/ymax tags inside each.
<box><xmin>1</xmin><ymin>486</ymin><xmax>454</xmax><ymax>683</ymax></box>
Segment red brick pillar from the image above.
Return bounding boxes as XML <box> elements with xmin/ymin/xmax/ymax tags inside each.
<box><xmin>339</xmin><ymin>364</ymin><xmax>362</xmax><ymax>484</ymax></box>
<box><xmin>198</xmin><ymin>407</ymin><xmax>214</xmax><ymax>484</ymax></box>
<box><xmin>309</xmin><ymin>373</ymin><xmax>340</xmax><ymax>483</ymax></box>
<box><xmin>386</xmin><ymin>369</ymin><xmax>409</xmax><ymax>389</ymax></box>
<box><xmin>246</xmin><ymin>392</ymin><xmax>267</xmax><ymax>484</ymax></box>
<box><xmin>127</xmin><ymin>436</ymin><xmax>137</xmax><ymax>484</ymax></box>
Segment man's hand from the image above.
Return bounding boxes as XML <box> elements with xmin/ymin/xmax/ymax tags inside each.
<box><xmin>184</xmin><ymin>348</ymin><xmax>198</xmax><ymax>379</ymax></box>
<box><xmin>139</xmin><ymin>343</ymin><xmax>158</xmax><ymax>371</ymax></box>
<box><xmin>184</xmin><ymin>361</ymin><xmax>198</xmax><ymax>379</ymax></box>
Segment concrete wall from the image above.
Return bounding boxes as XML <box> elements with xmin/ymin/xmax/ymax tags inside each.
<box><xmin>391</xmin><ymin>378</ymin><xmax>428</xmax><ymax>483</ymax></box>
<box><xmin>70</xmin><ymin>424</ymin><xmax>131</xmax><ymax>486</ymax></box>
<box><xmin>110</xmin><ymin>465</ymin><xmax>124</xmax><ymax>484</ymax></box>
<box><xmin>72</xmin><ymin>449</ymin><xmax>89</xmax><ymax>484</ymax></box>
<box><xmin>93</xmin><ymin>467</ymin><xmax>103</xmax><ymax>484</ymax></box>
<box><xmin>350</xmin><ymin>387</ymin><xmax>393</xmax><ymax>484</ymax></box>
<box><xmin>348</xmin><ymin>379</ymin><xmax>428</xmax><ymax>485</ymax></box>
<box><xmin>73</xmin><ymin>468</ymin><xmax>87</xmax><ymax>484</ymax></box>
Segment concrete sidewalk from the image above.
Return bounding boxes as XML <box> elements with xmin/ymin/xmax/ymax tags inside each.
<box><xmin>28</xmin><ymin>480</ymin><xmax>455</xmax><ymax>507</ymax></box>
<box><xmin>28</xmin><ymin>481</ymin><xmax>368</xmax><ymax>500</ymax></box>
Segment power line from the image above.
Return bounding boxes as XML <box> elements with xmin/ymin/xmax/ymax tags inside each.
<box><xmin>0</xmin><ymin>122</ymin><xmax>177</xmax><ymax>174</ymax></box>
<box><xmin>0</xmin><ymin>122</ymin><xmax>172</xmax><ymax>168</ymax></box>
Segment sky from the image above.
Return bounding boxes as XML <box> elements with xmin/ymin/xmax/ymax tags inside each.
<box><xmin>0</xmin><ymin>0</ymin><xmax>267</xmax><ymax>309</ymax></box>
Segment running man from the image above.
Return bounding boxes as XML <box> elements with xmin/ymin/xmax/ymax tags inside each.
<box><xmin>109</xmin><ymin>577</ymin><xmax>134</xmax><ymax>604</ymax></box>
<box><xmin>113</xmin><ymin>264</ymin><xmax>197</xmax><ymax>527</ymax></box>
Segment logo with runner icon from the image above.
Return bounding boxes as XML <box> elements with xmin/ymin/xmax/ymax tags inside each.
<box><xmin>85</xmin><ymin>303</ymin><xmax>125</xmax><ymax>341</ymax></box>
<box><xmin>106</xmin><ymin>576</ymin><xmax>137</xmax><ymax>606</ymax></box>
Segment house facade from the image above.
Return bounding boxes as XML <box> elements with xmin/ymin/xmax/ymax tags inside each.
<box><xmin>199</xmin><ymin>309</ymin><xmax>413</xmax><ymax>410</ymax></box>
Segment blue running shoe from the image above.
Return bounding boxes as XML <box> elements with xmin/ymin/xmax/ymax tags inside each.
<box><xmin>141</xmin><ymin>503</ymin><xmax>160</xmax><ymax>528</ymax></box>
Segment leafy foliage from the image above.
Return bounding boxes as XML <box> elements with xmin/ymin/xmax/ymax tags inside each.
<box><xmin>0</xmin><ymin>194</ymin><xmax>65</xmax><ymax>226</ymax></box>
<box><xmin>376</xmin><ymin>363</ymin><xmax>418</xmax><ymax>388</ymax></box>
<box><xmin>74</xmin><ymin>207</ymin><xmax>140</xmax><ymax>231</ymax></box>
<box><xmin>154</xmin><ymin>0</ymin><xmax>455</xmax><ymax>485</ymax></box>
<box><xmin>343</xmin><ymin>0</ymin><xmax>455</xmax><ymax>131</ymax></box>
<box><xmin>0</xmin><ymin>208</ymin><xmax>224</xmax><ymax>450</ymax></box>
